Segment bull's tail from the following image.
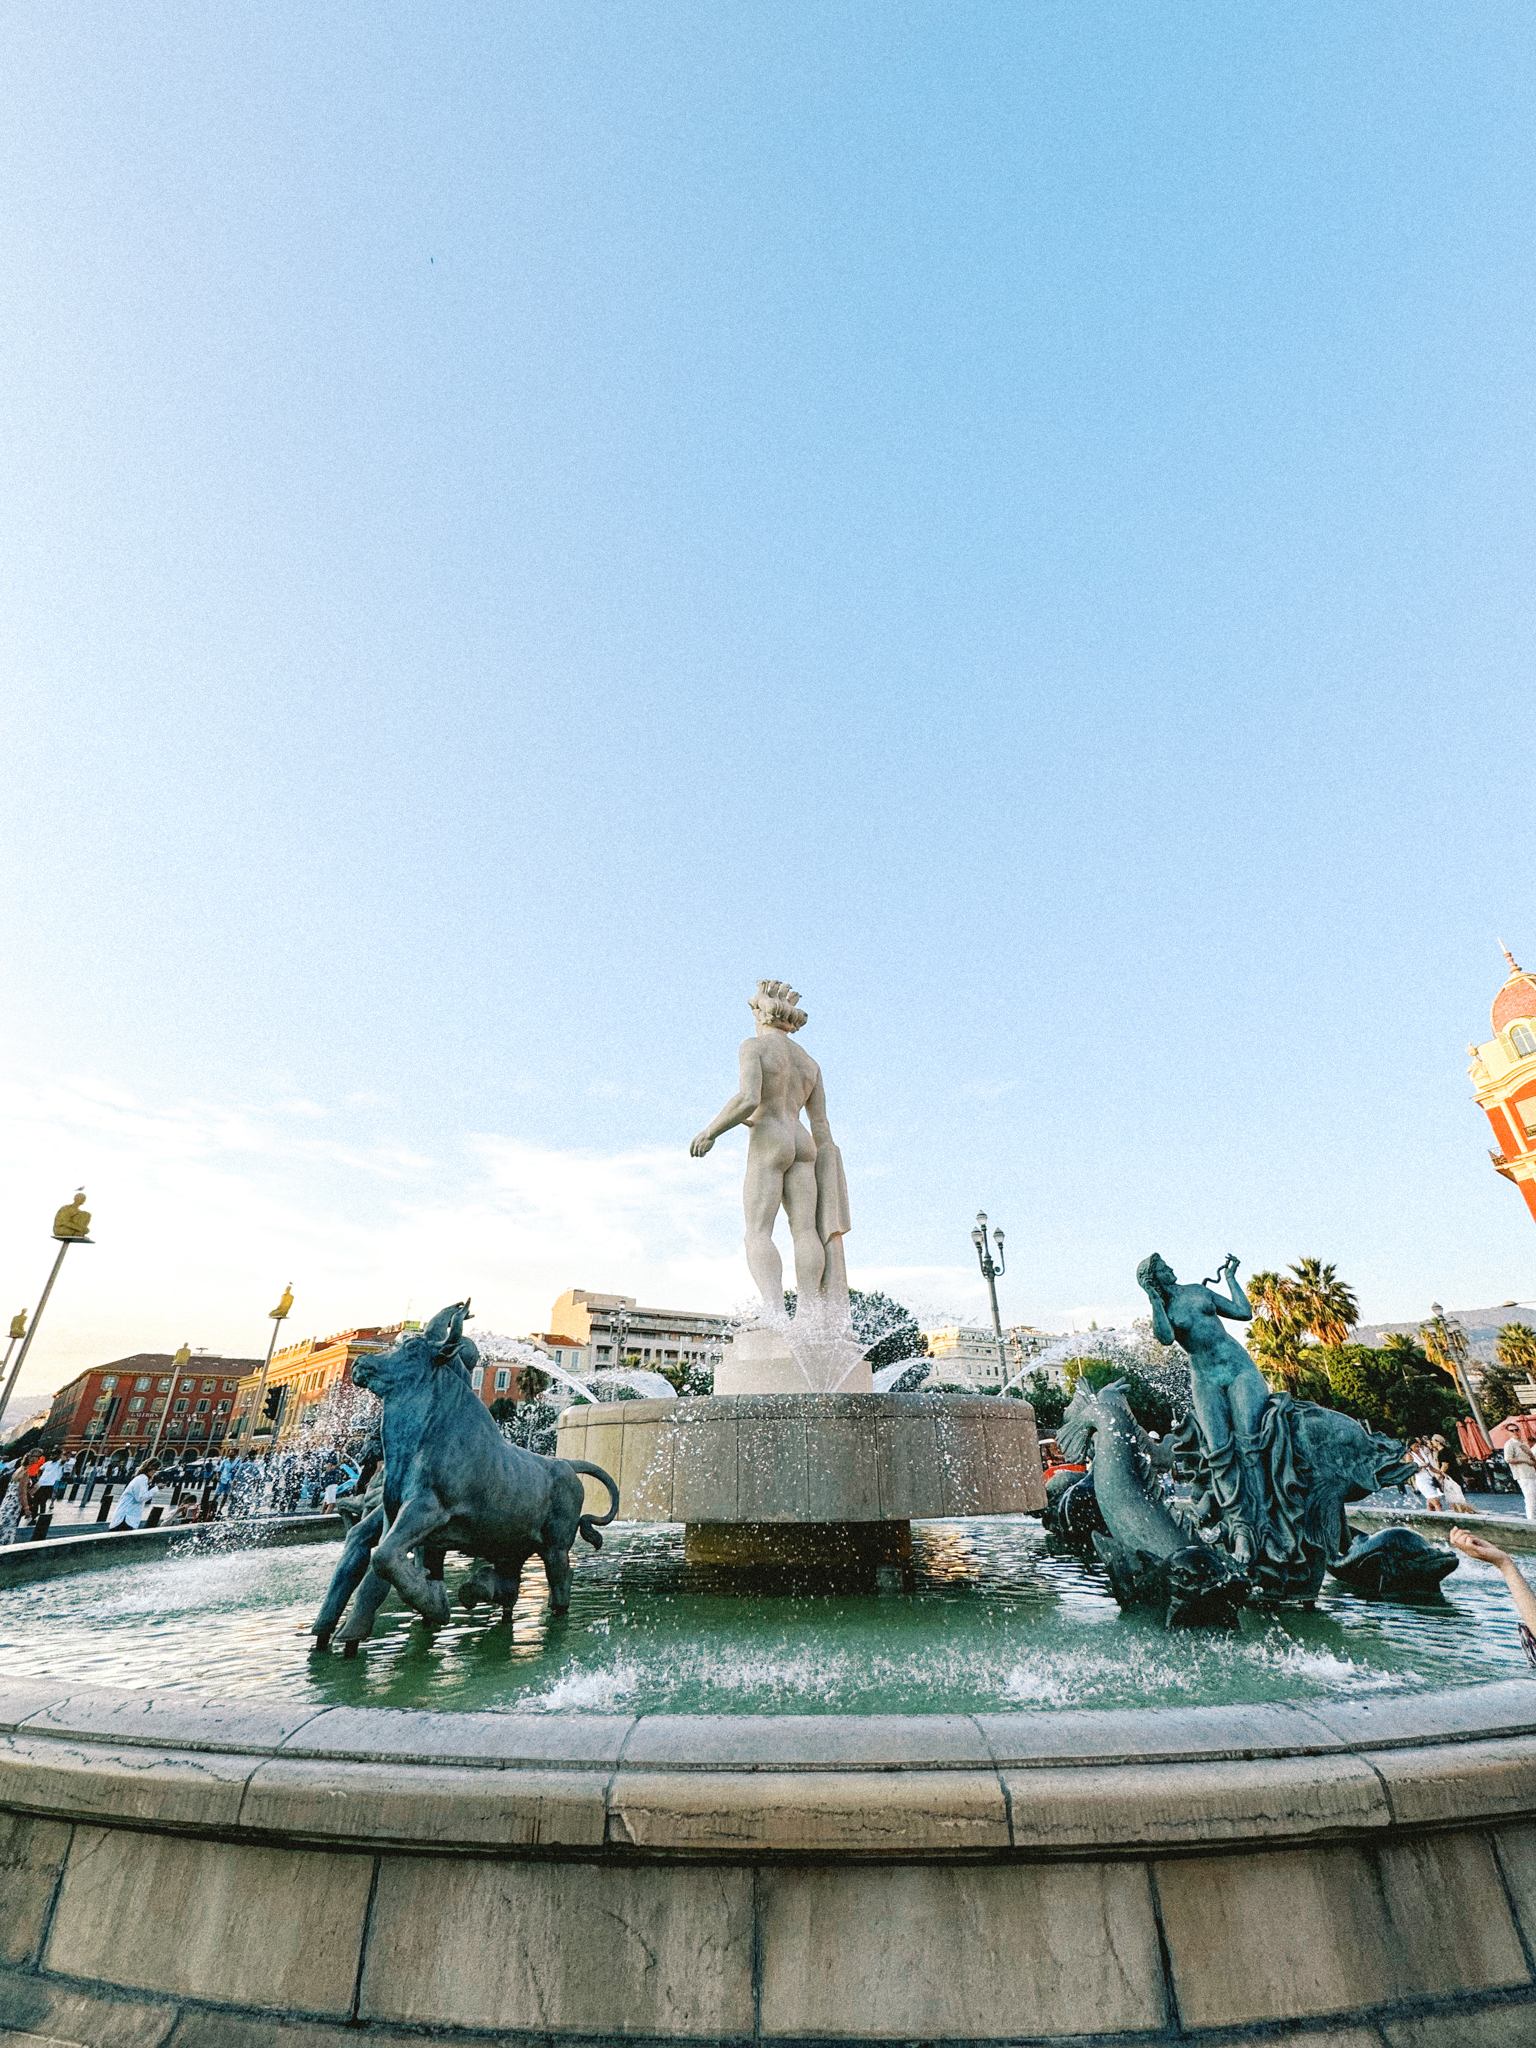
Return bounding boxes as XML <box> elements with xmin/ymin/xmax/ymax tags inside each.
<box><xmin>567</xmin><ymin>1460</ymin><xmax>621</xmax><ymax>1550</ymax></box>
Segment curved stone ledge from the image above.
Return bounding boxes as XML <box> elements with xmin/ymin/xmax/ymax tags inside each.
<box><xmin>0</xmin><ymin>1510</ymin><xmax>343</xmax><ymax>1587</ymax></box>
<box><xmin>3</xmin><ymin>1678</ymin><xmax>1536</xmax><ymax>1859</ymax></box>
<box><xmin>2</xmin><ymin>1677</ymin><xmax>1536</xmax><ymax>2042</ymax></box>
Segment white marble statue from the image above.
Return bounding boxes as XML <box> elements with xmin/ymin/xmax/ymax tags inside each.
<box><xmin>691</xmin><ymin>980</ymin><xmax>851</xmax><ymax>1325</ymax></box>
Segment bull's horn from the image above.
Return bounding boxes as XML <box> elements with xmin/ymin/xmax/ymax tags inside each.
<box><xmin>424</xmin><ymin>1301</ymin><xmax>467</xmax><ymax>1360</ymax></box>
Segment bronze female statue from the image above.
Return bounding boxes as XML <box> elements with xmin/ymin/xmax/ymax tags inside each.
<box><xmin>1137</xmin><ymin>1252</ymin><xmax>1271</xmax><ymax>1566</ymax></box>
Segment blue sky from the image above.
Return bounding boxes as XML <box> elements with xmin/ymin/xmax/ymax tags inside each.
<box><xmin>4</xmin><ymin>5</ymin><xmax>1535</xmax><ymax>1405</ymax></box>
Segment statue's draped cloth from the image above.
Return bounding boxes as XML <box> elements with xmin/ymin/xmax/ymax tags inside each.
<box><xmin>1176</xmin><ymin>1390</ymin><xmax>1412</xmax><ymax>1603</ymax></box>
<box><xmin>813</xmin><ymin>1138</ymin><xmax>851</xmax><ymax>1320</ymax></box>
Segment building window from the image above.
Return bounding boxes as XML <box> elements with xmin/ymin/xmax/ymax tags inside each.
<box><xmin>128</xmin><ymin>1396</ymin><xmax>145</xmax><ymax>1413</ymax></box>
<box><xmin>196</xmin><ymin>1399</ymin><xmax>209</xmax><ymax>1414</ymax></box>
<box><xmin>1514</xmin><ymin>1024</ymin><xmax>1536</xmax><ymax>1058</ymax></box>
<box><xmin>215</xmin><ymin>1400</ymin><xmax>229</xmax><ymax>1415</ymax></box>
<box><xmin>471</xmin><ymin>1367</ymin><xmax>484</xmax><ymax>1390</ymax></box>
<box><xmin>180</xmin><ymin>1379</ymin><xmax>194</xmax><ymax>1393</ymax></box>
<box><xmin>101</xmin><ymin>1376</ymin><xmax>117</xmax><ymax>1391</ymax></box>
<box><xmin>93</xmin><ymin>1396</ymin><xmax>109</xmax><ymax>1412</ymax></box>
<box><xmin>201</xmin><ymin>1380</ymin><xmax>215</xmax><ymax>1393</ymax></box>
<box><xmin>174</xmin><ymin>1399</ymin><xmax>188</xmax><ymax>1414</ymax></box>
<box><xmin>495</xmin><ymin>1369</ymin><xmax>511</xmax><ymax>1392</ymax></box>
<box><xmin>223</xmin><ymin>1379</ymin><xmax>237</xmax><ymax>1393</ymax></box>
<box><xmin>156</xmin><ymin>1377</ymin><xmax>171</xmax><ymax>1393</ymax></box>
<box><xmin>135</xmin><ymin>1376</ymin><xmax>151</xmax><ymax>1391</ymax></box>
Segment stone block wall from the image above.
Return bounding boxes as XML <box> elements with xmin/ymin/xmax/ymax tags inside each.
<box><xmin>5</xmin><ymin>1680</ymin><xmax>1536</xmax><ymax>2043</ymax></box>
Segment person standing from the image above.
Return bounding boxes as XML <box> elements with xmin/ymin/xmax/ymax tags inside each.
<box><xmin>215</xmin><ymin>1454</ymin><xmax>234</xmax><ymax>1515</ymax></box>
<box><xmin>1504</xmin><ymin>1434</ymin><xmax>1536</xmax><ymax>1522</ymax></box>
<box><xmin>0</xmin><ymin>1461</ymin><xmax>30</xmax><ymax>1546</ymax></box>
<box><xmin>1409</xmin><ymin>1439</ymin><xmax>1444</xmax><ymax>1512</ymax></box>
<box><xmin>107</xmin><ymin>1460</ymin><xmax>160</xmax><ymax>1532</ymax></box>
<box><xmin>1428</xmin><ymin>1435</ymin><xmax>1481</xmax><ymax>1514</ymax></box>
<box><xmin>31</xmin><ymin>1455</ymin><xmax>63</xmax><ymax>1523</ymax></box>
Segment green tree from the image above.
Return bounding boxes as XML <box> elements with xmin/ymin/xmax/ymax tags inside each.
<box><xmin>1246</xmin><ymin>1270</ymin><xmax>1305</xmax><ymax>1385</ymax></box>
<box><xmin>1477</xmin><ymin>1362</ymin><xmax>1523</xmax><ymax>1427</ymax></box>
<box><xmin>1497</xmin><ymin>1322</ymin><xmax>1536</xmax><ymax>1379</ymax></box>
<box><xmin>659</xmin><ymin>1360</ymin><xmax>714</xmax><ymax>1396</ymax></box>
<box><xmin>1001</xmin><ymin>1370</ymin><xmax>1068</xmax><ymax>1431</ymax></box>
<box><xmin>1288</xmin><ymin>1257</ymin><xmax>1359</xmax><ymax>1349</ymax></box>
<box><xmin>489</xmin><ymin>1397</ymin><xmax>519</xmax><ymax>1426</ymax></box>
<box><xmin>1317</xmin><ymin>1338</ymin><xmax>1466</xmax><ymax>1442</ymax></box>
<box><xmin>1064</xmin><ymin>1358</ymin><xmax>1177</xmax><ymax>1437</ymax></box>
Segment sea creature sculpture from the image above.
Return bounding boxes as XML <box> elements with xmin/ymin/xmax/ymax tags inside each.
<box><xmin>1040</xmin><ymin>1468</ymin><xmax>1107</xmax><ymax>1560</ymax></box>
<box><xmin>1326</xmin><ymin>1526</ymin><xmax>1458</xmax><ymax>1596</ymax></box>
<box><xmin>1057</xmin><ymin>1377</ymin><xmax>1250</xmax><ymax>1629</ymax></box>
<box><xmin>310</xmin><ymin>1302</ymin><xmax>620</xmax><ymax>1653</ymax></box>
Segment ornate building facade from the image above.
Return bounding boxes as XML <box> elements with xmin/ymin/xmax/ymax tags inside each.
<box><xmin>1469</xmin><ymin>946</ymin><xmax>1536</xmax><ymax>1226</ymax></box>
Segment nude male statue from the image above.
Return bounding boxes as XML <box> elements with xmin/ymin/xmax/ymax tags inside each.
<box><xmin>691</xmin><ymin>981</ymin><xmax>851</xmax><ymax>1321</ymax></box>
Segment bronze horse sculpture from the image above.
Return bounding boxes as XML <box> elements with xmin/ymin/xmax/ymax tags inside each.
<box><xmin>311</xmin><ymin>1302</ymin><xmax>619</xmax><ymax>1653</ymax></box>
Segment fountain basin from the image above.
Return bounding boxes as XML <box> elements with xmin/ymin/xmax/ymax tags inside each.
<box><xmin>3</xmin><ymin>1662</ymin><xmax>1536</xmax><ymax>2045</ymax></box>
<box><xmin>557</xmin><ymin>1392</ymin><xmax>1045</xmax><ymax>1568</ymax></box>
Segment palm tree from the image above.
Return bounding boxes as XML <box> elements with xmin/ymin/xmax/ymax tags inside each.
<box><xmin>1497</xmin><ymin>1322</ymin><xmax>1536</xmax><ymax>1380</ymax></box>
<box><xmin>1246</xmin><ymin>1270</ymin><xmax>1303</xmax><ymax>1385</ymax></box>
<box><xmin>1287</xmin><ymin>1258</ymin><xmax>1359</xmax><ymax>1350</ymax></box>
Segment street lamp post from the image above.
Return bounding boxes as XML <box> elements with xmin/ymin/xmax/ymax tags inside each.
<box><xmin>147</xmin><ymin>1344</ymin><xmax>192</xmax><ymax>1463</ymax></box>
<box><xmin>246</xmin><ymin>1284</ymin><xmax>294</xmax><ymax>1452</ymax></box>
<box><xmin>0</xmin><ymin>1191</ymin><xmax>95</xmax><ymax>1436</ymax></box>
<box><xmin>1424</xmin><ymin>1302</ymin><xmax>1490</xmax><ymax>1442</ymax></box>
<box><xmin>970</xmin><ymin>1211</ymin><xmax>1009</xmax><ymax>1385</ymax></box>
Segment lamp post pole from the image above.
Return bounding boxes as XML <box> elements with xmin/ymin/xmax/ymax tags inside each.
<box><xmin>246</xmin><ymin>1284</ymin><xmax>294</xmax><ymax>1455</ymax></box>
<box><xmin>970</xmin><ymin>1211</ymin><xmax>1008</xmax><ymax>1385</ymax></box>
<box><xmin>1426</xmin><ymin>1301</ymin><xmax>1489</xmax><ymax>1442</ymax></box>
<box><xmin>0</xmin><ymin>1191</ymin><xmax>95</xmax><ymax>1436</ymax></box>
<box><xmin>147</xmin><ymin>1344</ymin><xmax>192</xmax><ymax>1463</ymax></box>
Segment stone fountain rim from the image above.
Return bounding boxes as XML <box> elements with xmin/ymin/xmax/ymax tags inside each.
<box><xmin>0</xmin><ymin>1667</ymin><xmax>1534</xmax><ymax>1862</ymax></box>
<box><xmin>6</xmin><ymin>1514</ymin><xmax>1535</xmax><ymax>1861</ymax></box>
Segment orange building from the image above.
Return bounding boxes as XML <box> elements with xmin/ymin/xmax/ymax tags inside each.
<box><xmin>230</xmin><ymin>1325</ymin><xmax>403</xmax><ymax>1445</ymax></box>
<box><xmin>1469</xmin><ymin>946</ymin><xmax>1536</xmax><ymax>1227</ymax></box>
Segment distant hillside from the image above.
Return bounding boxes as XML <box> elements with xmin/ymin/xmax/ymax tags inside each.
<box><xmin>1352</xmin><ymin>1302</ymin><xmax>1536</xmax><ymax>1366</ymax></box>
<box><xmin>0</xmin><ymin>1402</ymin><xmax>49</xmax><ymax>1448</ymax></box>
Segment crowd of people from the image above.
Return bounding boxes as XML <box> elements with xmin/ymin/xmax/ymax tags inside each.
<box><xmin>0</xmin><ymin>1440</ymin><xmax>370</xmax><ymax>1544</ymax></box>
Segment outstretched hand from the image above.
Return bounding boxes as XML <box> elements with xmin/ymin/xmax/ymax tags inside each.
<box><xmin>689</xmin><ymin>1132</ymin><xmax>714</xmax><ymax>1158</ymax></box>
<box><xmin>1450</xmin><ymin>1526</ymin><xmax>1512</xmax><ymax>1569</ymax></box>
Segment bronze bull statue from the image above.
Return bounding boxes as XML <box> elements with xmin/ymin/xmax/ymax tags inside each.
<box><xmin>311</xmin><ymin>1301</ymin><xmax>619</xmax><ymax>1653</ymax></box>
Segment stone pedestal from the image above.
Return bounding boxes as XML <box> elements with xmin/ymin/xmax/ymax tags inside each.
<box><xmin>556</xmin><ymin>1393</ymin><xmax>1046</xmax><ymax>1548</ymax></box>
<box><xmin>714</xmin><ymin>1322</ymin><xmax>875</xmax><ymax>1396</ymax></box>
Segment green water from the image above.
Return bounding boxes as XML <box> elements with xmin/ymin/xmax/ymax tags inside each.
<box><xmin>2</xmin><ymin>1519</ymin><xmax>1526</xmax><ymax>1715</ymax></box>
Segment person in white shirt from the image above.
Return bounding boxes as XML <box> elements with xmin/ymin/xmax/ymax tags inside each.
<box><xmin>1504</xmin><ymin>1434</ymin><xmax>1536</xmax><ymax>1522</ymax></box>
<box><xmin>33</xmin><ymin>1458</ymin><xmax>63</xmax><ymax>1515</ymax></box>
<box><xmin>108</xmin><ymin>1460</ymin><xmax>161</xmax><ymax>1532</ymax></box>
